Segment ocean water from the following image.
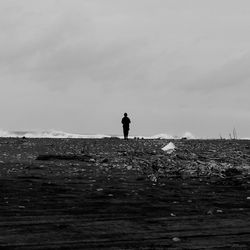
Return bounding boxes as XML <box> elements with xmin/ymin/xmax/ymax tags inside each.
<box><xmin>0</xmin><ymin>129</ymin><xmax>197</xmax><ymax>139</ymax></box>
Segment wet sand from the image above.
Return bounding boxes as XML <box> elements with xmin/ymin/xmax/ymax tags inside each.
<box><xmin>0</xmin><ymin>138</ymin><xmax>249</xmax><ymax>249</ymax></box>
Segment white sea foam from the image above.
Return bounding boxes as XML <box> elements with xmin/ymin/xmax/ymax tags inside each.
<box><xmin>146</xmin><ymin>133</ymin><xmax>176</xmax><ymax>139</ymax></box>
<box><xmin>144</xmin><ymin>132</ymin><xmax>196</xmax><ymax>139</ymax></box>
<box><xmin>0</xmin><ymin>129</ymin><xmax>111</xmax><ymax>139</ymax></box>
<box><xmin>182</xmin><ymin>132</ymin><xmax>196</xmax><ymax>139</ymax></box>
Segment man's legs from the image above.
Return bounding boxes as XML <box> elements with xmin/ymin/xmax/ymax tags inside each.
<box><xmin>123</xmin><ymin>127</ymin><xmax>129</xmax><ymax>139</ymax></box>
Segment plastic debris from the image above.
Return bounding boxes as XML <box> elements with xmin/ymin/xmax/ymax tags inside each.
<box><xmin>162</xmin><ymin>142</ymin><xmax>176</xmax><ymax>154</ymax></box>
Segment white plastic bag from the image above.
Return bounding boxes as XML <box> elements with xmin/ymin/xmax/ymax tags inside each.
<box><xmin>162</xmin><ymin>142</ymin><xmax>176</xmax><ymax>154</ymax></box>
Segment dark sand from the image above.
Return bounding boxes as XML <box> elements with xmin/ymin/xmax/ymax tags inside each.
<box><xmin>0</xmin><ymin>138</ymin><xmax>250</xmax><ymax>249</ymax></box>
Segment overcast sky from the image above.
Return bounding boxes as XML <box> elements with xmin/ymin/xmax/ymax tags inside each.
<box><xmin>1</xmin><ymin>0</ymin><xmax>250</xmax><ymax>138</ymax></box>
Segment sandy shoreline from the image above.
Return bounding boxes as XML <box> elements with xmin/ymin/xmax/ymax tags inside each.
<box><xmin>0</xmin><ymin>138</ymin><xmax>249</xmax><ymax>249</ymax></box>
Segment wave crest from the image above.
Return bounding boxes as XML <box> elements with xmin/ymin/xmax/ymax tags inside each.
<box><xmin>0</xmin><ymin>129</ymin><xmax>111</xmax><ymax>139</ymax></box>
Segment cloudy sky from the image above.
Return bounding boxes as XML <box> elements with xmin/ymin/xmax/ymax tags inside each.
<box><xmin>1</xmin><ymin>0</ymin><xmax>250</xmax><ymax>138</ymax></box>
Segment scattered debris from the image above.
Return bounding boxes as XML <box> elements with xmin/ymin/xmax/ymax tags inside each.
<box><xmin>4</xmin><ymin>138</ymin><xmax>250</xmax><ymax>184</ymax></box>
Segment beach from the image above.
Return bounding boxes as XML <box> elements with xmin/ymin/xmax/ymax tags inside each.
<box><xmin>0</xmin><ymin>137</ymin><xmax>250</xmax><ymax>249</ymax></box>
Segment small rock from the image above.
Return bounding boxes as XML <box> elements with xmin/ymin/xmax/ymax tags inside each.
<box><xmin>216</xmin><ymin>209</ymin><xmax>223</xmax><ymax>213</ymax></box>
<box><xmin>127</xmin><ymin>165</ymin><xmax>132</xmax><ymax>170</ymax></box>
<box><xmin>96</xmin><ymin>188</ymin><xmax>103</xmax><ymax>192</ymax></box>
<box><xmin>149</xmin><ymin>174</ymin><xmax>157</xmax><ymax>182</ymax></box>
<box><xmin>101</xmin><ymin>158</ymin><xmax>109</xmax><ymax>163</ymax></box>
<box><xmin>207</xmin><ymin>209</ymin><xmax>213</xmax><ymax>215</ymax></box>
<box><xmin>172</xmin><ymin>237</ymin><xmax>181</xmax><ymax>242</ymax></box>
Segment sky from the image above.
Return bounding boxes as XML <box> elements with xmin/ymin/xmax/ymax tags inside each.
<box><xmin>1</xmin><ymin>0</ymin><xmax>250</xmax><ymax>138</ymax></box>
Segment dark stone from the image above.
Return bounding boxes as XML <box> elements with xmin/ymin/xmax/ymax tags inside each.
<box><xmin>101</xmin><ymin>158</ymin><xmax>109</xmax><ymax>163</ymax></box>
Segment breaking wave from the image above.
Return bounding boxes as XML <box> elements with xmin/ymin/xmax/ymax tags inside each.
<box><xmin>147</xmin><ymin>132</ymin><xmax>195</xmax><ymax>139</ymax></box>
<box><xmin>145</xmin><ymin>133</ymin><xmax>176</xmax><ymax>139</ymax></box>
<box><xmin>0</xmin><ymin>129</ymin><xmax>196</xmax><ymax>139</ymax></box>
<box><xmin>0</xmin><ymin>129</ymin><xmax>111</xmax><ymax>139</ymax></box>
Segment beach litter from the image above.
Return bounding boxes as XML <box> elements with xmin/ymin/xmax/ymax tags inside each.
<box><xmin>162</xmin><ymin>142</ymin><xmax>176</xmax><ymax>154</ymax></box>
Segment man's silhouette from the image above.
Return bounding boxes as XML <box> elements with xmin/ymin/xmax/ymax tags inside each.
<box><xmin>121</xmin><ymin>113</ymin><xmax>131</xmax><ymax>140</ymax></box>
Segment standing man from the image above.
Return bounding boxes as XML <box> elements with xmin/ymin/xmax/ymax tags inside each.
<box><xmin>121</xmin><ymin>113</ymin><xmax>131</xmax><ymax>140</ymax></box>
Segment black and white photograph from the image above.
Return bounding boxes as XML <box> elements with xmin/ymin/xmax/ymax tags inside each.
<box><xmin>0</xmin><ymin>0</ymin><xmax>250</xmax><ymax>249</ymax></box>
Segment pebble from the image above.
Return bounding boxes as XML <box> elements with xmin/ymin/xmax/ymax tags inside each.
<box><xmin>172</xmin><ymin>237</ymin><xmax>181</xmax><ymax>242</ymax></box>
<box><xmin>101</xmin><ymin>158</ymin><xmax>109</xmax><ymax>163</ymax></box>
<box><xmin>207</xmin><ymin>210</ymin><xmax>213</xmax><ymax>215</ymax></box>
<box><xmin>216</xmin><ymin>209</ymin><xmax>223</xmax><ymax>213</ymax></box>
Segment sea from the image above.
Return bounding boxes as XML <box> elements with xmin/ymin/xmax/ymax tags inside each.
<box><xmin>0</xmin><ymin>129</ymin><xmax>196</xmax><ymax>139</ymax></box>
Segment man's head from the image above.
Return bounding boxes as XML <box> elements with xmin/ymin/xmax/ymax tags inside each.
<box><xmin>124</xmin><ymin>113</ymin><xmax>128</xmax><ymax>117</ymax></box>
